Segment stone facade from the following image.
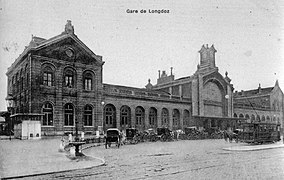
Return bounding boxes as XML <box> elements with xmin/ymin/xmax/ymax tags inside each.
<box><xmin>6</xmin><ymin>22</ymin><xmax>284</xmax><ymax>135</ymax></box>
<box><xmin>233</xmin><ymin>82</ymin><xmax>283</xmax><ymax>126</ymax></box>
<box><xmin>6</xmin><ymin>21</ymin><xmax>104</xmax><ymax>135</ymax></box>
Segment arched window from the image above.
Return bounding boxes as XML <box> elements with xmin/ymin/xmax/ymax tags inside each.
<box><xmin>120</xmin><ymin>106</ymin><xmax>131</xmax><ymax>126</ymax></box>
<box><xmin>256</xmin><ymin>115</ymin><xmax>260</xmax><ymax>122</ymax></box>
<box><xmin>239</xmin><ymin>114</ymin><xmax>244</xmax><ymax>118</ymax></box>
<box><xmin>245</xmin><ymin>114</ymin><xmax>250</xmax><ymax>120</ymax></box>
<box><xmin>104</xmin><ymin>104</ymin><xmax>116</xmax><ymax>129</ymax></box>
<box><xmin>42</xmin><ymin>102</ymin><xmax>53</xmax><ymax>126</ymax></box>
<box><xmin>183</xmin><ymin>110</ymin><xmax>190</xmax><ymax>127</ymax></box>
<box><xmin>161</xmin><ymin>108</ymin><xmax>169</xmax><ymax>126</ymax></box>
<box><xmin>173</xmin><ymin>109</ymin><xmax>180</xmax><ymax>127</ymax></box>
<box><xmin>43</xmin><ymin>66</ymin><xmax>54</xmax><ymax>86</ymax></box>
<box><xmin>266</xmin><ymin>116</ymin><xmax>270</xmax><ymax>122</ymax></box>
<box><xmin>261</xmin><ymin>115</ymin><xmax>265</xmax><ymax>122</ymax></box>
<box><xmin>135</xmin><ymin>106</ymin><xmax>144</xmax><ymax>125</ymax></box>
<box><xmin>233</xmin><ymin>113</ymin><xmax>238</xmax><ymax>118</ymax></box>
<box><xmin>64</xmin><ymin>68</ymin><xmax>75</xmax><ymax>88</ymax></box>
<box><xmin>83</xmin><ymin>72</ymin><xmax>93</xmax><ymax>90</ymax></box>
<box><xmin>251</xmin><ymin>114</ymin><xmax>255</xmax><ymax>122</ymax></box>
<box><xmin>84</xmin><ymin>105</ymin><xmax>93</xmax><ymax>126</ymax></box>
<box><xmin>149</xmin><ymin>107</ymin><xmax>157</xmax><ymax>126</ymax></box>
<box><xmin>64</xmin><ymin>103</ymin><xmax>74</xmax><ymax>126</ymax></box>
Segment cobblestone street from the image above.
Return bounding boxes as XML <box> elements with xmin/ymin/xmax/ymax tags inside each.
<box><xmin>11</xmin><ymin>139</ymin><xmax>284</xmax><ymax>180</ymax></box>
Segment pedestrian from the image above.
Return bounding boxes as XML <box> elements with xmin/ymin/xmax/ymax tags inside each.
<box><xmin>68</xmin><ymin>133</ymin><xmax>73</xmax><ymax>142</ymax></box>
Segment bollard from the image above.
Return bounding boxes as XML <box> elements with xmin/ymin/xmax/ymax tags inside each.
<box><xmin>70</xmin><ymin>146</ymin><xmax>76</xmax><ymax>157</ymax></box>
<box><xmin>68</xmin><ymin>133</ymin><xmax>73</xmax><ymax>142</ymax></box>
<box><xmin>59</xmin><ymin>137</ymin><xmax>65</xmax><ymax>152</ymax></box>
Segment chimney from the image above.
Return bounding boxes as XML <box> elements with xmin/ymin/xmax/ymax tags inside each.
<box><xmin>158</xmin><ymin>70</ymin><xmax>161</xmax><ymax>78</ymax></box>
<box><xmin>170</xmin><ymin>67</ymin><xmax>173</xmax><ymax>76</ymax></box>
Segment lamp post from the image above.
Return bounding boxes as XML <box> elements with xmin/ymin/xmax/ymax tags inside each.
<box><xmin>225</xmin><ymin>94</ymin><xmax>230</xmax><ymax>129</ymax></box>
<box><xmin>5</xmin><ymin>94</ymin><xmax>14</xmax><ymax>141</ymax></box>
<box><xmin>101</xmin><ymin>101</ymin><xmax>105</xmax><ymax>134</ymax></box>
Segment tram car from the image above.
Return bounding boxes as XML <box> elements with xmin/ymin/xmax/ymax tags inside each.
<box><xmin>238</xmin><ymin>122</ymin><xmax>281</xmax><ymax>144</ymax></box>
<box><xmin>105</xmin><ymin>128</ymin><xmax>121</xmax><ymax>148</ymax></box>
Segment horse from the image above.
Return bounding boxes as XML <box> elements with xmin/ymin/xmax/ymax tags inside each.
<box><xmin>223</xmin><ymin>130</ymin><xmax>239</xmax><ymax>143</ymax></box>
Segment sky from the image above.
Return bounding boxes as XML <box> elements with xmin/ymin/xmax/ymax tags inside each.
<box><xmin>0</xmin><ymin>0</ymin><xmax>283</xmax><ymax>111</ymax></box>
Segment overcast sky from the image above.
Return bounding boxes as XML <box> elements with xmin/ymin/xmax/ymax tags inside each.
<box><xmin>0</xmin><ymin>0</ymin><xmax>283</xmax><ymax>111</ymax></box>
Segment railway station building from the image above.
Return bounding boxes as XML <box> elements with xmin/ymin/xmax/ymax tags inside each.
<box><xmin>6</xmin><ymin>21</ymin><xmax>284</xmax><ymax>136</ymax></box>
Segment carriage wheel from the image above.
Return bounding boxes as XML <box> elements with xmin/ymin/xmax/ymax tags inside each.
<box><xmin>117</xmin><ymin>139</ymin><xmax>120</xmax><ymax>148</ymax></box>
<box><xmin>108</xmin><ymin>143</ymin><xmax>111</xmax><ymax>147</ymax></box>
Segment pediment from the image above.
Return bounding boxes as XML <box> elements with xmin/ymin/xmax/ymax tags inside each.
<box><xmin>33</xmin><ymin>34</ymin><xmax>103</xmax><ymax>66</ymax></box>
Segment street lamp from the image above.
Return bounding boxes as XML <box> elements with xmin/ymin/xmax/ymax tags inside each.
<box><xmin>101</xmin><ymin>101</ymin><xmax>105</xmax><ymax>134</ymax></box>
<box><xmin>5</xmin><ymin>94</ymin><xmax>14</xmax><ymax>141</ymax></box>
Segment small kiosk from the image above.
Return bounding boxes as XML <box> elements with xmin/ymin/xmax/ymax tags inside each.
<box><xmin>12</xmin><ymin>114</ymin><xmax>43</xmax><ymax>140</ymax></box>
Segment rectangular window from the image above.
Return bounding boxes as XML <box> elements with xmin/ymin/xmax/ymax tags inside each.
<box><xmin>84</xmin><ymin>114</ymin><xmax>92</xmax><ymax>126</ymax></box>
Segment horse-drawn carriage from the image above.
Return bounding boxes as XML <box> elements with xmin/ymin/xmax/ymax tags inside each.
<box><xmin>238</xmin><ymin>122</ymin><xmax>281</xmax><ymax>144</ymax></box>
<box><xmin>125</xmin><ymin>128</ymin><xmax>140</xmax><ymax>144</ymax></box>
<box><xmin>142</xmin><ymin>128</ymin><xmax>158</xmax><ymax>142</ymax></box>
<box><xmin>157</xmin><ymin>127</ymin><xmax>173</xmax><ymax>141</ymax></box>
<box><xmin>105</xmin><ymin>128</ymin><xmax>121</xmax><ymax>148</ymax></box>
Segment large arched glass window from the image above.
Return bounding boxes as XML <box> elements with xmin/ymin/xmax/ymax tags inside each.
<box><xmin>266</xmin><ymin>116</ymin><xmax>270</xmax><ymax>122</ymax></box>
<box><xmin>84</xmin><ymin>105</ymin><xmax>93</xmax><ymax>126</ymax></box>
<box><xmin>83</xmin><ymin>72</ymin><xmax>94</xmax><ymax>90</ymax></box>
<box><xmin>43</xmin><ymin>66</ymin><xmax>54</xmax><ymax>86</ymax></box>
<box><xmin>42</xmin><ymin>102</ymin><xmax>53</xmax><ymax>126</ymax></box>
<box><xmin>64</xmin><ymin>103</ymin><xmax>74</xmax><ymax>126</ymax></box>
<box><xmin>245</xmin><ymin>114</ymin><xmax>250</xmax><ymax>120</ymax></box>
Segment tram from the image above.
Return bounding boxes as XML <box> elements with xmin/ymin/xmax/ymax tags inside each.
<box><xmin>238</xmin><ymin>122</ymin><xmax>281</xmax><ymax>144</ymax></box>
